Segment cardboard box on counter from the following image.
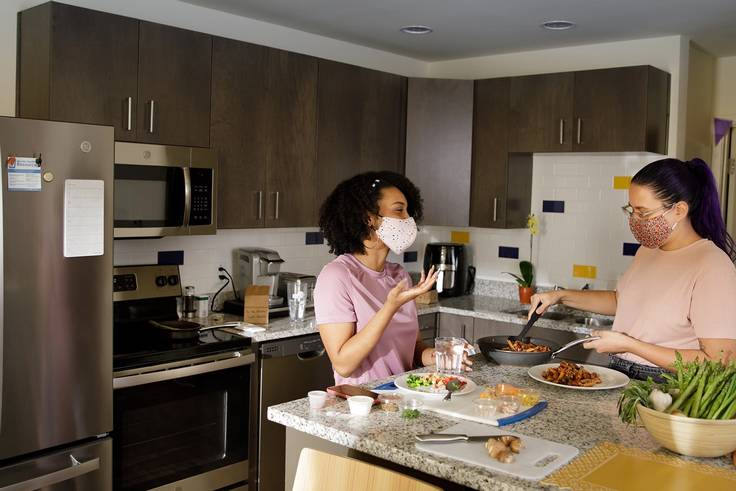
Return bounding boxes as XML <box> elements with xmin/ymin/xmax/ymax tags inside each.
<box><xmin>244</xmin><ymin>285</ymin><xmax>270</xmax><ymax>325</ymax></box>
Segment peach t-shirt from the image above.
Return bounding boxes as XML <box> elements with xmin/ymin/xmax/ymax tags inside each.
<box><xmin>614</xmin><ymin>239</ymin><xmax>736</xmax><ymax>365</ymax></box>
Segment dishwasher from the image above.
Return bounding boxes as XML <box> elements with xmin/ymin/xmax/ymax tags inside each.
<box><xmin>255</xmin><ymin>334</ymin><xmax>334</xmax><ymax>491</ymax></box>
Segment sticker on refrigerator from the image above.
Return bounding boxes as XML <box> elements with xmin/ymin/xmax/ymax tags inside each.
<box><xmin>6</xmin><ymin>155</ymin><xmax>42</xmax><ymax>191</ymax></box>
<box><xmin>64</xmin><ymin>179</ymin><xmax>105</xmax><ymax>258</ymax></box>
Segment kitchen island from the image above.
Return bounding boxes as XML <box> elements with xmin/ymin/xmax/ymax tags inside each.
<box><xmin>267</xmin><ymin>357</ymin><xmax>734</xmax><ymax>490</ymax></box>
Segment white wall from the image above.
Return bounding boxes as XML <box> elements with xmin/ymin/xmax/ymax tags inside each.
<box><xmin>714</xmin><ymin>56</ymin><xmax>736</xmax><ymax>120</ymax></box>
<box><xmin>0</xmin><ymin>0</ymin><xmax>429</xmax><ymax>116</ymax></box>
<box><xmin>685</xmin><ymin>43</ymin><xmax>715</xmax><ymax>161</ymax></box>
<box><xmin>427</xmin><ymin>35</ymin><xmax>689</xmax><ymax>159</ymax></box>
<box><xmin>405</xmin><ymin>153</ymin><xmax>664</xmax><ymax>290</ymax></box>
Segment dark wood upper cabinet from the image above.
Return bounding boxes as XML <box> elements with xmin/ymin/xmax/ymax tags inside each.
<box><xmin>17</xmin><ymin>3</ymin><xmax>139</xmax><ymax>141</ymax></box>
<box><xmin>573</xmin><ymin>66</ymin><xmax>669</xmax><ymax>153</ymax></box>
<box><xmin>509</xmin><ymin>73</ymin><xmax>574</xmax><ymax>152</ymax></box>
<box><xmin>316</xmin><ymin>60</ymin><xmax>407</xmax><ymax>206</ymax></box>
<box><xmin>212</xmin><ymin>38</ymin><xmax>317</xmax><ymax>229</ymax></box>
<box><xmin>264</xmin><ymin>50</ymin><xmax>318</xmax><ymax>228</ymax></box>
<box><xmin>211</xmin><ymin>38</ymin><xmax>269</xmax><ymax>229</ymax></box>
<box><xmin>137</xmin><ymin>22</ymin><xmax>212</xmax><ymax>148</ymax></box>
<box><xmin>17</xmin><ymin>3</ymin><xmax>211</xmax><ymax>148</ymax></box>
<box><xmin>471</xmin><ymin>78</ymin><xmax>532</xmax><ymax>229</ymax></box>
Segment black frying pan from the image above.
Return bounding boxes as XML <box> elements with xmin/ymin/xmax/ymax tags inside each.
<box><xmin>477</xmin><ymin>336</ymin><xmax>560</xmax><ymax>366</ymax></box>
<box><xmin>148</xmin><ymin>319</ymin><xmax>203</xmax><ymax>340</ymax></box>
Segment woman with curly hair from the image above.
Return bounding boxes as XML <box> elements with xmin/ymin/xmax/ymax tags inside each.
<box><xmin>314</xmin><ymin>171</ymin><xmax>466</xmax><ymax>384</ymax></box>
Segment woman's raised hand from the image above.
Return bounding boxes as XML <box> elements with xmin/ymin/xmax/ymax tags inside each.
<box><xmin>386</xmin><ymin>266</ymin><xmax>438</xmax><ymax>311</ymax></box>
<box><xmin>527</xmin><ymin>290</ymin><xmax>564</xmax><ymax>319</ymax></box>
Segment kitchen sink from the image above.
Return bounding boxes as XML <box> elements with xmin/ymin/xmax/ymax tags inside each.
<box><xmin>574</xmin><ymin>317</ymin><xmax>614</xmax><ymax>327</ymax></box>
<box><xmin>505</xmin><ymin>309</ymin><xmax>613</xmax><ymax>327</ymax></box>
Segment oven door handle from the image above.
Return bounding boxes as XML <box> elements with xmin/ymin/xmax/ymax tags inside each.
<box><xmin>0</xmin><ymin>456</ymin><xmax>100</xmax><ymax>491</ymax></box>
<box><xmin>113</xmin><ymin>351</ymin><xmax>255</xmax><ymax>389</ymax></box>
<box><xmin>182</xmin><ymin>167</ymin><xmax>192</xmax><ymax>227</ymax></box>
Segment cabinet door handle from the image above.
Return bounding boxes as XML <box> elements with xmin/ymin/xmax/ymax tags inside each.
<box><xmin>275</xmin><ymin>191</ymin><xmax>280</xmax><ymax>220</ymax></box>
<box><xmin>461</xmin><ymin>324</ymin><xmax>466</xmax><ymax>339</ymax></box>
<box><xmin>559</xmin><ymin>118</ymin><xmax>564</xmax><ymax>145</ymax></box>
<box><xmin>576</xmin><ymin>117</ymin><xmax>582</xmax><ymax>145</ymax></box>
<box><xmin>492</xmin><ymin>197</ymin><xmax>498</xmax><ymax>223</ymax></box>
<box><xmin>148</xmin><ymin>100</ymin><xmax>155</xmax><ymax>134</ymax></box>
<box><xmin>257</xmin><ymin>191</ymin><xmax>263</xmax><ymax>220</ymax></box>
<box><xmin>125</xmin><ymin>97</ymin><xmax>133</xmax><ymax>131</ymax></box>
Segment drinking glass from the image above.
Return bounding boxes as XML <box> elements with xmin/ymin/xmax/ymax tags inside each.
<box><xmin>434</xmin><ymin>337</ymin><xmax>469</xmax><ymax>373</ymax></box>
<box><xmin>287</xmin><ymin>279</ymin><xmax>309</xmax><ymax>323</ymax></box>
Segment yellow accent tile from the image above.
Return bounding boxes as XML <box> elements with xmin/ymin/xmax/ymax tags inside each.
<box><xmin>613</xmin><ymin>176</ymin><xmax>632</xmax><ymax>190</ymax></box>
<box><xmin>451</xmin><ymin>231</ymin><xmax>470</xmax><ymax>244</ymax></box>
<box><xmin>573</xmin><ymin>264</ymin><xmax>597</xmax><ymax>279</ymax></box>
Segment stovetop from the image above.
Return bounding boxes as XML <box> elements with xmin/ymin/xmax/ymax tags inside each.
<box><xmin>113</xmin><ymin>323</ymin><xmax>251</xmax><ymax>372</ymax></box>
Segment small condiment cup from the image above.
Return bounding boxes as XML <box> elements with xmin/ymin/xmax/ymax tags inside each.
<box><xmin>378</xmin><ymin>393</ymin><xmax>403</xmax><ymax>412</ymax></box>
<box><xmin>473</xmin><ymin>398</ymin><xmax>499</xmax><ymax>418</ymax></box>
<box><xmin>518</xmin><ymin>388</ymin><xmax>541</xmax><ymax>406</ymax></box>
<box><xmin>347</xmin><ymin>396</ymin><xmax>374</xmax><ymax>416</ymax></box>
<box><xmin>308</xmin><ymin>390</ymin><xmax>328</xmax><ymax>409</ymax></box>
<box><xmin>398</xmin><ymin>398</ymin><xmax>424</xmax><ymax>412</ymax></box>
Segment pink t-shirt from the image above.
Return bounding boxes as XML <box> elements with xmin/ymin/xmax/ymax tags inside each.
<box><xmin>614</xmin><ymin>239</ymin><xmax>736</xmax><ymax>365</ymax></box>
<box><xmin>314</xmin><ymin>254</ymin><xmax>419</xmax><ymax>385</ymax></box>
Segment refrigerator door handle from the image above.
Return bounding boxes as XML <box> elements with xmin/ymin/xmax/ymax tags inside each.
<box><xmin>0</xmin><ymin>456</ymin><xmax>100</xmax><ymax>491</ymax></box>
<box><xmin>0</xmin><ymin>141</ymin><xmax>4</xmax><ymax>433</ymax></box>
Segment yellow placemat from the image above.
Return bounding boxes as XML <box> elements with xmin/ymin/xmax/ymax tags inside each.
<box><xmin>543</xmin><ymin>442</ymin><xmax>736</xmax><ymax>491</ymax></box>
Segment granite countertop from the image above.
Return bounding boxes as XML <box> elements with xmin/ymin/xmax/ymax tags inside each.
<box><xmin>203</xmin><ymin>294</ymin><xmax>611</xmax><ymax>345</ymax></box>
<box><xmin>416</xmin><ymin>296</ymin><xmax>609</xmax><ymax>336</ymax></box>
<box><xmin>267</xmin><ymin>357</ymin><xmax>733</xmax><ymax>491</ymax></box>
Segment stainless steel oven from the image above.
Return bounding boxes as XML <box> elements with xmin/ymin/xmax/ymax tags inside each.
<box><xmin>113</xmin><ymin>350</ymin><xmax>254</xmax><ymax>491</ymax></box>
<box><xmin>114</xmin><ymin>142</ymin><xmax>216</xmax><ymax>238</ymax></box>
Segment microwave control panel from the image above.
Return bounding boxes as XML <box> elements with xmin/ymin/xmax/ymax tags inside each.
<box><xmin>189</xmin><ymin>168</ymin><xmax>213</xmax><ymax>226</ymax></box>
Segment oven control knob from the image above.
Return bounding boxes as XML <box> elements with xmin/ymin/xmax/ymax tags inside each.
<box><xmin>155</xmin><ymin>275</ymin><xmax>167</xmax><ymax>287</ymax></box>
<box><xmin>167</xmin><ymin>275</ymin><xmax>179</xmax><ymax>286</ymax></box>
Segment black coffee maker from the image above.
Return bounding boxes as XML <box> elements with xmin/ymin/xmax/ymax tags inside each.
<box><xmin>423</xmin><ymin>243</ymin><xmax>474</xmax><ymax>297</ymax></box>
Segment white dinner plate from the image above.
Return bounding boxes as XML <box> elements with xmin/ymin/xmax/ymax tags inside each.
<box><xmin>528</xmin><ymin>363</ymin><xmax>630</xmax><ymax>390</ymax></box>
<box><xmin>394</xmin><ymin>373</ymin><xmax>477</xmax><ymax>398</ymax></box>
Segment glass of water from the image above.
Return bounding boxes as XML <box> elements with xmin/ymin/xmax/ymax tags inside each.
<box><xmin>434</xmin><ymin>337</ymin><xmax>470</xmax><ymax>374</ymax></box>
<box><xmin>287</xmin><ymin>279</ymin><xmax>309</xmax><ymax>323</ymax></box>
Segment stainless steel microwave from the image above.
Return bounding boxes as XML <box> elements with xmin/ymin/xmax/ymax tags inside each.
<box><xmin>114</xmin><ymin>142</ymin><xmax>217</xmax><ymax>238</ymax></box>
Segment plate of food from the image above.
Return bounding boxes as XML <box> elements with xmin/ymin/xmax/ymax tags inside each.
<box><xmin>528</xmin><ymin>361</ymin><xmax>630</xmax><ymax>390</ymax></box>
<box><xmin>395</xmin><ymin>372</ymin><xmax>477</xmax><ymax>398</ymax></box>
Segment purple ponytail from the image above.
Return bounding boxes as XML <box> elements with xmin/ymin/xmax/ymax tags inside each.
<box><xmin>632</xmin><ymin>158</ymin><xmax>736</xmax><ymax>261</ymax></box>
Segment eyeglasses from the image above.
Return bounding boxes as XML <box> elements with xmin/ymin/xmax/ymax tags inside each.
<box><xmin>621</xmin><ymin>204</ymin><xmax>673</xmax><ymax>220</ymax></box>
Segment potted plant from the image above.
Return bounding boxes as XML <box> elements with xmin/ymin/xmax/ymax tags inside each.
<box><xmin>505</xmin><ymin>261</ymin><xmax>534</xmax><ymax>304</ymax></box>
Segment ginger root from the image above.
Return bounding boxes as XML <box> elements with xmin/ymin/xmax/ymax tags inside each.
<box><xmin>485</xmin><ymin>436</ymin><xmax>522</xmax><ymax>463</ymax></box>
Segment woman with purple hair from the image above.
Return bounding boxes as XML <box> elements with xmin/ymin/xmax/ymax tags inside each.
<box><xmin>530</xmin><ymin>158</ymin><xmax>736</xmax><ymax>381</ymax></box>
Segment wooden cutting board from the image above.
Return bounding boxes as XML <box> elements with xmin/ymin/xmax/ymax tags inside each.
<box><xmin>415</xmin><ymin>421</ymin><xmax>579</xmax><ymax>480</ymax></box>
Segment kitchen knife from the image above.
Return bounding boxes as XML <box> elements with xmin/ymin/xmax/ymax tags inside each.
<box><xmin>415</xmin><ymin>433</ymin><xmax>515</xmax><ymax>443</ymax></box>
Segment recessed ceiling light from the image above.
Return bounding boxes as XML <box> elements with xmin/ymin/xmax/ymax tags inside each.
<box><xmin>400</xmin><ymin>25</ymin><xmax>433</xmax><ymax>35</ymax></box>
<box><xmin>541</xmin><ymin>20</ymin><xmax>576</xmax><ymax>31</ymax></box>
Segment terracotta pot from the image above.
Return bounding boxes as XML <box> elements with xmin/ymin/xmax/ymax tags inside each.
<box><xmin>518</xmin><ymin>286</ymin><xmax>535</xmax><ymax>305</ymax></box>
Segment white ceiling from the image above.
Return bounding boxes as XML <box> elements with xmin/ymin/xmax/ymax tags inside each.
<box><xmin>180</xmin><ymin>0</ymin><xmax>736</xmax><ymax>61</ymax></box>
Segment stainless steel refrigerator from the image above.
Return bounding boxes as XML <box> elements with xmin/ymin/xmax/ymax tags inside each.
<box><xmin>0</xmin><ymin>117</ymin><xmax>112</xmax><ymax>489</ymax></box>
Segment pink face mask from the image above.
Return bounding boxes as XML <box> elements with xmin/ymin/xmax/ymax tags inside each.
<box><xmin>628</xmin><ymin>209</ymin><xmax>676</xmax><ymax>249</ymax></box>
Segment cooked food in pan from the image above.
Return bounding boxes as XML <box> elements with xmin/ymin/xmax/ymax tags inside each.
<box><xmin>502</xmin><ymin>339</ymin><xmax>552</xmax><ymax>353</ymax></box>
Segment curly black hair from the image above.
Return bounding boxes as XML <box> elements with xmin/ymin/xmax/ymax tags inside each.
<box><xmin>319</xmin><ymin>171</ymin><xmax>424</xmax><ymax>256</ymax></box>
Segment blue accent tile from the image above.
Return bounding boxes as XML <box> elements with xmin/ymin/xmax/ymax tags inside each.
<box><xmin>623</xmin><ymin>242</ymin><xmax>641</xmax><ymax>256</ymax></box>
<box><xmin>498</xmin><ymin>246</ymin><xmax>520</xmax><ymax>259</ymax></box>
<box><xmin>403</xmin><ymin>251</ymin><xmax>418</xmax><ymax>263</ymax></box>
<box><xmin>305</xmin><ymin>231</ymin><xmax>324</xmax><ymax>245</ymax></box>
<box><xmin>542</xmin><ymin>200</ymin><xmax>565</xmax><ymax>213</ymax></box>
<box><xmin>158</xmin><ymin>250</ymin><xmax>184</xmax><ymax>265</ymax></box>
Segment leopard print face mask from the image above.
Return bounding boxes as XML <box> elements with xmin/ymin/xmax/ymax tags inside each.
<box><xmin>375</xmin><ymin>216</ymin><xmax>417</xmax><ymax>255</ymax></box>
<box><xmin>628</xmin><ymin>208</ymin><xmax>676</xmax><ymax>249</ymax></box>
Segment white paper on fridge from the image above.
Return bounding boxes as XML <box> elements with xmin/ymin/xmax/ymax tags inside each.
<box><xmin>7</xmin><ymin>156</ymin><xmax>41</xmax><ymax>191</ymax></box>
<box><xmin>63</xmin><ymin>179</ymin><xmax>104</xmax><ymax>258</ymax></box>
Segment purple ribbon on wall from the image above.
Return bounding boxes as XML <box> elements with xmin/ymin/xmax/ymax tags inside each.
<box><xmin>715</xmin><ymin>118</ymin><xmax>733</xmax><ymax>146</ymax></box>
